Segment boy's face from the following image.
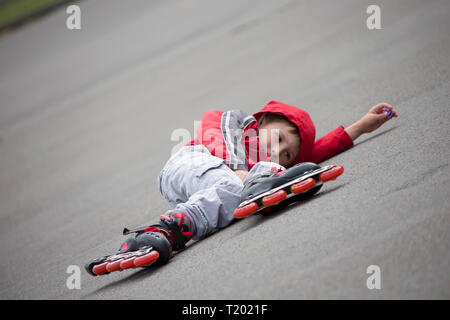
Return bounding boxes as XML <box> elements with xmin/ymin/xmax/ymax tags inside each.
<box><xmin>259</xmin><ymin>119</ymin><xmax>301</xmax><ymax>168</ymax></box>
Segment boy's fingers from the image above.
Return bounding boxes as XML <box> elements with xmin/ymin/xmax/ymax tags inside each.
<box><xmin>383</xmin><ymin>104</ymin><xmax>398</xmax><ymax>117</ymax></box>
<box><xmin>372</xmin><ymin>102</ymin><xmax>393</xmax><ymax>114</ymax></box>
<box><xmin>377</xmin><ymin>112</ymin><xmax>390</xmax><ymax>121</ymax></box>
<box><xmin>374</xmin><ymin>103</ymin><xmax>399</xmax><ymax>119</ymax></box>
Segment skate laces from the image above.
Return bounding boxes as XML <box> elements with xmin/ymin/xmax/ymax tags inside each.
<box><xmin>271</xmin><ymin>166</ymin><xmax>285</xmax><ymax>176</ymax></box>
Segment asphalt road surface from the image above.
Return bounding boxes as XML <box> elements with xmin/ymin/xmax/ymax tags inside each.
<box><xmin>0</xmin><ymin>0</ymin><xmax>449</xmax><ymax>299</ymax></box>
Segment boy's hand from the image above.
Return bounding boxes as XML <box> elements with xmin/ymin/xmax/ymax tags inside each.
<box><xmin>233</xmin><ymin>170</ymin><xmax>249</xmax><ymax>182</ymax></box>
<box><xmin>345</xmin><ymin>103</ymin><xmax>398</xmax><ymax>141</ymax></box>
<box><xmin>359</xmin><ymin>103</ymin><xmax>398</xmax><ymax>133</ymax></box>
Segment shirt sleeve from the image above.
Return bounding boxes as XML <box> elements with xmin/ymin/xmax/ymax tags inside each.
<box><xmin>309</xmin><ymin>126</ymin><xmax>354</xmax><ymax>164</ymax></box>
<box><xmin>221</xmin><ymin>110</ymin><xmax>254</xmax><ymax>170</ymax></box>
<box><xmin>193</xmin><ymin>110</ymin><xmax>254</xmax><ymax>171</ymax></box>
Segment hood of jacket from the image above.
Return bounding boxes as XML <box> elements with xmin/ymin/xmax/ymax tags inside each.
<box><xmin>253</xmin><ymin>100</ymin><xmax>316</xmax><ymax>167</ymax></box>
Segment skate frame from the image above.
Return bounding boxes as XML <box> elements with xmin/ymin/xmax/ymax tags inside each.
<box><xmin>103</xmin><ymin>246</ymin><xmax>154</xmax><ymax>263</ymax></box>
<box><xmin>237</xmin><ymin>165</ymin><xmax>334</xmax><ymax>208</ymax></box>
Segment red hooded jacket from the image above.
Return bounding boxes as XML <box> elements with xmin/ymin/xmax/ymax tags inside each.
<box><xmin>188</xmin><ymin>100</ymin><xmax>354</xmax><ymax>170</ymax></box>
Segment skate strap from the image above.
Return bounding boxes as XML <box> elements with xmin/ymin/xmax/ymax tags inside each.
<box><xmin>160</xmin><ymin>216</ymin><xmax>186</xmax><ymax>251</ymax></box>
<box><xmin>123</xmin><ymin>217</ymin><xmax>187</xmax><ymax>251</ymax></box>
<box><xmin>122</xmin><ymin>226</ymin><xmax>148</xmax><ymax>235</ymax></box>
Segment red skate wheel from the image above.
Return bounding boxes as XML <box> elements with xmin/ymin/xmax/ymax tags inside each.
<box><xmin>319</xmin><ymin>165</ymin><xmax>344</xmax><ymax>182</ymax></box>
<box><xmin>233</xmin><ymin>202</ymin><xmax>259</xmax><ymax>219</ymax></box>
<box><xmin>92</xmin><ymin>262</ymin><xmax>109</xmax><ymax>275</ymax></box>
<box><xmin>120</xmin><ymin>257</ymin><xmax>136</xmax><ymax>270</ymax></box>
<box><xmin>262</xmin><ymin>189</ymin><xmax>287</xmax><ymax>207</ymax></box>
<box><xmin>106</xmin><ymin>259</ymin><xmax>123</xmax><ymax>273</ymax></box>
<box><xmin>134</xmin><ymin>251</ymin><xmax>160</xmax><ymax>267</ymax></box>
<box><xmin>291</xmin><ymin>178</ymin><xmax>315</xmax><ymax>194</ymax></box>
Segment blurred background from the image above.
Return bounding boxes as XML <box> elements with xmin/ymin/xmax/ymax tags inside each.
<box><xmin>0</xmin><ymin>0</ymin><xmax>449</xmax><ymax>299</ymax></box>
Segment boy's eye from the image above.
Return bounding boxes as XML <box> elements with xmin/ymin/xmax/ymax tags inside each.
<box><xmin>285</xmin><ymin>151</ymin><xmax>290</xmax><ymax>159</ymax></box>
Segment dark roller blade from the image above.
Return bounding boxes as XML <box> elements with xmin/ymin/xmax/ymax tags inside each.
<box><xmin>234</xmin><ymin>162</ymin><xmax>344</xmax><ymax>219</ymax></box>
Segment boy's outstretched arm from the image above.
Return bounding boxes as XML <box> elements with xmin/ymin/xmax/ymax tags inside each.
<box><xmin>309</xmin><ymin>102</ymin><xmax>397</xmax><ymax>164</ymax></box>
<box><xmin>345</xmin><ymin>103</ymin><xmax>398</xmax><ymax>141</ymax></box>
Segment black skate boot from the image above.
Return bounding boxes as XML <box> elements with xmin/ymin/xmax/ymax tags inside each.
<box><xmin>233</xmin><ymin>162</ymin><xmax>344</xmax><ymax>219</ymax></box>
<box><xmin>85</xmin><ymin>211</ymin><xmax>193</xmax><ymax>276</ymax></box>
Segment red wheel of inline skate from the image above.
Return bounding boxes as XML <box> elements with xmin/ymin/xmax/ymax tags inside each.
<box><xmin>233</xmin><ymin>202</ymin><xmax>259</xmax><ymax>219</ymax></box>
<box><xmin>106</xmin><ymin>259</ymin><xmax>123</xmax><ymax>273</ymax></box>
<box><xmin>92</xmin><ymin>262</ymin><xmax>109</xmax><ymax>275</ymax></box>
<box><xmin>262</xmin><ymin>189</ymin><xmax>287</xmax><ymax>207</ymax></box>
<box><xmin>134</xmin><ymin>251</ymin><xmax>160</xmax><ymax>267</ymax></box>
<box><xmin>120</xmin><ymin>257</ymin><xmax>136</xmax><ymax>270</ymax></box>
<box><xmin>291</xmin><ymin>177</ymin><xmax>315</xmax><ymax>194</ymax></box>
<box><xmin>319</xmin><ymin>165</ymin><xmax>344</xmax><ymax>182</ymax></box>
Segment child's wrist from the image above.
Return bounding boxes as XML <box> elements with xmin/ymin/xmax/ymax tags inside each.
<box><xmin>345</xmin><ymin>121</ymin><xmax>364</xmax><ymax>141</ymax></box>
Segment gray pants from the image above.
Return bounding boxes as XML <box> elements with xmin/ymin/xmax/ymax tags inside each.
<box><xmin>158</xmin><ymin>145</ymin><xmax>284</xmax><ymax>240</ymax></box>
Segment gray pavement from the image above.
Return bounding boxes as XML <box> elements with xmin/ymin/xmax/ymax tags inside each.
<box><xmin>0</xmin><ymin>0</ymin><xmax>449</xmax><ymax>299</ymax></box>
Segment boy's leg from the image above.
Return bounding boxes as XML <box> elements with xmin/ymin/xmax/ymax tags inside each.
<box><xmin>158</xmin><ymin>145</ymin><xmax>285</xmax><ymax>240</ymax></box>
<box><xmin>86</xmin><ymin>146</ymin><xmax>285</xmax><ymax>276</ymax></box>
<box><xmin>158</xmin><ymin>145</ymin><xmax>242</xmax><ymax>240</ymax></box>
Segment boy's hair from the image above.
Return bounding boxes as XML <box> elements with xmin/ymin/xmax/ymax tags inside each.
<box><xmin>259</xmin><ymin>113</ymin><xmax>301</xmax><ymax>140</ymax></box>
